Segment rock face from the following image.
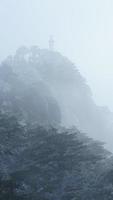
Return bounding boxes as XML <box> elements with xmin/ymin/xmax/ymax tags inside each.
<box><xmin>1</xmin><ymin>46</ymin><xmax>113</xmax><ymax>150</ymax></box>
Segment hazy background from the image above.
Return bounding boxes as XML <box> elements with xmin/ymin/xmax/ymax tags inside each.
<box><xmin>0</xmin><ymin>0</ymin><xmax>113</xmax><ymax>111</ymax></box>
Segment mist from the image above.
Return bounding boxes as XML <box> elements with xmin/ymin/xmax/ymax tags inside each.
<box><xmin>1</xmin><ymin>1</ymin><xmax>113</xmax><ymax>199</ymax></box>
<box><xmin>0</xmin><ymin>0</ymin><xmax>113</xmax><ymax>110</ymax></box>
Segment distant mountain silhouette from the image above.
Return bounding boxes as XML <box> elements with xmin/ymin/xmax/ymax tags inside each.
<box><xmin>1</xmin><ymin>46</ymin><xmax>113</xmax><ymax>150</ymax></box>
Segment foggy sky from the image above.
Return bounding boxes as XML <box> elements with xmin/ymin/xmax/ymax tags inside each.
<box><xmin>0</xmin><ymin>0</ymin><xmax>113</xmax><ymax>111</ymax></box>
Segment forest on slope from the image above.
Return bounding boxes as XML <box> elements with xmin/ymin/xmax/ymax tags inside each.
<box><xmin>0</xmin><ymin>46</ymin><xmax>113</xmax><ymax>199</ymax></box>
<box><xmin>1</xmin><ymin>46</ymin><xmax>113</xmax><ymax>150</ymax></box>
<box><xmin>0</xmin><ymin>112</ymin><xmax>113</xmax><ymax>200</ymax></box>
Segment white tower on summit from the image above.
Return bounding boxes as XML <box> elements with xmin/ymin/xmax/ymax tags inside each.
<box><xmin>49</xmin><ymin>35</ymin><xmax>54</xmax><ymax>51</ymax></box>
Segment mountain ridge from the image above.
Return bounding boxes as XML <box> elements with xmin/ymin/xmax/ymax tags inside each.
<box><xmin>1</xmin><ymin>46</ymin><xmax>113</xmax><ymax>150</ymax></box>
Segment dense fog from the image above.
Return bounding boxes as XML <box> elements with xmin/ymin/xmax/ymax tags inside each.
<box><xmin>0</xmin><ymin>1</ymin><xmax>113</xmax><ymax>199</ymax></box>
<box><xmin>0</xmin><ymin>0</ymin><xmax>113</xmax><ymax>110</ymax></box>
